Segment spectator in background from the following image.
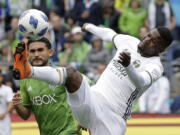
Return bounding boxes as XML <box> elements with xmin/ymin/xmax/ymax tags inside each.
<box><xmin>70</xmin><ymin>26</ymin><xmax>90</xmax><ymax>70</ymax></box>
<box><xmin>80</xmin><ymin>0</ymin><xmax>103</xmax><ymax>26</ymax></box>
<box><xmin>119</xmin><ymin>0</ymin><xmax>147</xmax><ymax>37</ymax></box>
<box><xmin>52</xmin><ymin>0</ymin><xmax>65</xmax><ymax>17</ymax></box>
<box><xmin>3</xmin><ymin>68</ymin><xmax>18</xmax><ymax>92</ymax></box>
<box><xmin>0</xmin><ymin>0</ymin><xmax>5</xmax><ymax>40</ymax></box>
<box><xmin>64</xmin><ymin>0</ymin><xmax>84</xmax><ymax>25</ymax></box>
<box><xmin>170</xmin><ymin>71</ymin><xmax>180</xmax><ymax>113</ymax></box>
<box><xmin>6</xmin><ymin>16</ymin><xmax>21</xmax><ymax>51</ymax></box>
<box><xmin>64</xmin><ymin>0</ymin><xmax>75</xmax><ymax>13</ymax></box>
<box><xmin>170</xmin><ymin>60</ymin><xmax>180</xmax><ymax>113</ymax></box>
<box><xmin>0</xmin><ymin>71</ymin><xmax>13</xmax><ymax>135</ymax></box>
<box><xmin>106</xmin><ymin>0</ymin><xmax>129</xmax><ymax>34</ymax></box>
<box><xmin>65</xmin><ymin>16</ymin><xmax>76</xmax><ymax>30</ymax></box>
<box><xmin>99</xmin><ymin>0</ymin><xmax>114</xmax><ymax>8</ymax></box>
<box><xmin>59</xmin><ymin>38</ymin><xmax>75</xmax><ymax>66</ymax></box>
<box><xmin>102</xmin><ymin>7</ymin><xmax>113</xmax><ymax>28</ymax></box>
<box><xmin>148</xmin><ymin>0</ymin><xmax>176</xmax><ymax>30</ymax></box>
<box><xmin>50</xmin><ymin>15</ymin><xmax>67</xmax><ymax>63</ymax></box>
<box><xmin>0</xmin><ymin>1</ymin><xmax>5</xmax><ymax>18</ymax></box>
<box><xmin>169</xmin><ymin>58</ymin><xmax>180</xmax><ymax>98</ymax></box>
<box><xmin>60</xmin><ymin>26</ymin><xmax>90</xmax><ymax>71</ymax></box>
<box><xmin>83</xmin><ymin>36</ymin><xmax>110</xmax><ymax>81</ymax></box>
<box><xmin>97</xmin><ymin>6</ymin><xmax>122</xmax><ymax>34</ymax></box>
<box><xmin>170</xmin><ymin>0</ymin><xmax>180</xmax><ymax>42</ymax></box>
<box><xmin>0</xmin><ymin>19</ymin><xmax>5</xmax><ymax>40</ymax></box>
<box><xmin>141</xmin><ymin>0</ymin><xmax>151</xmax><ymax>9</ymax></box>
<box><xmin>8</xmin><ymin>0</ymin><xmax>32</xmax><ymax>17</ymax></box>
<box><xmin>33</xmin><ymin>0</ymin><xmax>65</xmax><ymax>17</ymax></box>
<box><xmin>114</xmin><ymin>0</ymin><xmax>130</xmax><ymax>13</ymax></box>
<box><xmin>0</xmin><ymin>40</ymin><xmax>13</xmax><ymax>72</ymax></box>
<box><xmin>138</xmin><ymin>74</ymin><xmax>170</xmax><ymax>114</ymax></box>
<box><xmin>5</xmin><ymin>0</ymin><xmax>32</xmax><ymax>31</ymax></box>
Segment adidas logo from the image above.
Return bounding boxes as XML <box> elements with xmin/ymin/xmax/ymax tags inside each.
<box><xmin>27</xmin><ymin>86</ymin><xmax>32</xmax><ymax>91</ymax></box>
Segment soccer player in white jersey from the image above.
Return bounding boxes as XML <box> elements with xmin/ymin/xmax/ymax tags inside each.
<box><xmin>13</xmin><ymin>23</ymin><xmax>173</xmax><ymax>135</ymax></box>
<box><xmin>0</xmin><ymin>71</ymin><xmax>13</xmax><ymax>135</ymax></box>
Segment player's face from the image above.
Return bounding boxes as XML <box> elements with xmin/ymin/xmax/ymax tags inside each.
<box><xmin>28</xmin><ymin>42</ymin><xmax>53</xmax><ymax>66</ymax></box>
<box><xmin>138</xmin><ymin>29</ymin><xmax>165</xmax><ymax>57</ymax></box>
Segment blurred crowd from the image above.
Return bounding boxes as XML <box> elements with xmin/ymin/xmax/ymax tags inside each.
<box><xmin>0</xmin><ymin>0</ymin><xmax>180</xmax><ymax>114</ymax></box>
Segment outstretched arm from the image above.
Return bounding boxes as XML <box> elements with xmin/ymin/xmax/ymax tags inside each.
<box><xmin>82</xmin><ymin>23</ymin><xmax>117</xmax><ymax>42</ymax></box>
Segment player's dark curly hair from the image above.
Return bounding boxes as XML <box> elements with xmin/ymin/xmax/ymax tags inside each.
<box><xmin>157</xmin><ymin>27</ymin><xmax>173</xmax><ymax>48</ymax></box>
<box><xmin>27</xmin><ymin>37</ymin><xmax>51</xmax><ymax>49</ymax></box>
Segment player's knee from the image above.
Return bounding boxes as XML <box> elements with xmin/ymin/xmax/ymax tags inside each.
<box><xmin>65</xmin><ymin>66</ymin><xmax>83</xmax><ymax>93</ymax></box>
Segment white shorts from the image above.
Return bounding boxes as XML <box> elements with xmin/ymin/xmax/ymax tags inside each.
<box><xmin>0</xmin><ymin>116</ymin><xmax>11</xmax><ymax>135</ymax></box>
<box><xmin>67</xmin><ymin>78</ymin><xmax>127</xmax><ymax>135</ymax></box>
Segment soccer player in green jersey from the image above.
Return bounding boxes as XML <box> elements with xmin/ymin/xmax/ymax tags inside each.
<box><xmin>12</xmin><ymin>38</ymin><xmax>80</xmax><ymax>135</ymax></box>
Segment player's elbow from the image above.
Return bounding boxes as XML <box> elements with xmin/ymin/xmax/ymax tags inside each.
<box><xmin>133</xmin><ymin>78</ymin><xmax>150</xmax><ymax>90</ymax></box>
<box><xmin>65</xmin><ymin>66</ymin><xmax>83</xmax><ymax>93</ymax></box>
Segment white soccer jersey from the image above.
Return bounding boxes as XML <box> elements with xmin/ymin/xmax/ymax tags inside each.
<box><xmin>93</xmin><ymin>34</ymin><xmax>163</xmax><ymax>120</ymax></box>
<box><xmin>0</xmin><ymin>85</ymin><xmax>13</xmax><ymax>135</ymax></box>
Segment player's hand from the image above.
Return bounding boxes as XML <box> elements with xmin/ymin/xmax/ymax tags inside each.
<box><xmin>0</xmin><ymin>113</ymin><xmax>6</xmax><ymax>120</ymax></box>
<box><xmin>118</xmin><ymin>52</ymin><xmax>131</xmax><ymax>67</ymax></box>
<box><xmin>12</xmin><ymin>91</ymin><xmax>22</xmax><ymax>106</ymax></box>
<box><xmin>81</xmin><ymin>23</ymin><xmax>89</xmax><ymax>32</ymax></box>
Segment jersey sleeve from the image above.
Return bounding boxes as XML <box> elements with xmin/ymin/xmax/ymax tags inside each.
<box><xmin>6</xmin><ymin>87</ymin><xmax>13</xmax><ymax>103</ymax></box>
<box><xmin>113</xmin><ymin>34</ymin><xmax>140</xmax><ymax>50</ymax></box>
<box><xmin>143</xmin><ymin>62</ymin><xmax>164</xmax><ymax>85</ymax></box>
<box><xmin>20</xmin><ymin>80</ymin><xmax>32</xmax><ymax>106</ymax></box>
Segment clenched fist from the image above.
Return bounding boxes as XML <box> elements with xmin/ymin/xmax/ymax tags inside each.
<box><xmin>12</xmin><ymin>91</ymin><xmax>22</xmax><ymax>106</ymax></box>
<box><xmin>118</xmin><ymin>52</ymin><xmax>131</xmax><ymax>67</ymax></box>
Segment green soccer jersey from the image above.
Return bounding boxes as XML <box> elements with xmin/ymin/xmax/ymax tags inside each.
<box><xmin>20</xmin><ymin>79</ymin><xmax>80</xmax><ymax>135</ymax></box>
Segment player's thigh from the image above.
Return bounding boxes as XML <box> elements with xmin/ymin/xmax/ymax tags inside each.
<box><xmin>67</xmin><ymin>77</ymin><xmax>98</xmax><ymax>129</ymax></box>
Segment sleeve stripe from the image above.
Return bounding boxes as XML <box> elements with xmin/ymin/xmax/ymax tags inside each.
<box><xmin>144</xmin><ymin>70</ymin><xmax>153</xmax><ymax>86</ymax></box>
<box><xmin>112</xmin><ymin>34</ymin><xmax>118</xmax><ymax>49</ymax></box>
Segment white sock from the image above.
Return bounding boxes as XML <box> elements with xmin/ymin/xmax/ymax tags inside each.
<box><xmin>30</xmin><ymin>66</ymin><xmax>67</xmax><ymax>85</ymax></box>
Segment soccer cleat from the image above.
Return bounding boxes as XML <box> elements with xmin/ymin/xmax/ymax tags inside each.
<box><xmin>13</xmin><ymin>42</ymin><xmax>32</xmax><ymax>80</ymax></box>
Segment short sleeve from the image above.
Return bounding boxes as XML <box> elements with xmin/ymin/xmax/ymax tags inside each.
<box><xmin>6</xmin><ymin>87</ymin><xmax>13</xmax><ymax>102</ymax></box>
<box><xmin>20</xmin><ymin>80</ymin><xmax>31</xmax><ymax>106</ymax></box>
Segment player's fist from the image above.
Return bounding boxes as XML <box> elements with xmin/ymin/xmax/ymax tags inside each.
<box><xmin>118</xmin><ymin>52</ymin><xmax>131</xmax><ymax>67</ymax></box>
<box><xmin>12</xmin><ymin>91</ymin><xmax>22</xmax><ymax>106</ymax></box>
<box><xmin>81</xmin><ymin>23</ymin><xmax>90</xmax><ymax>32</ymax></box>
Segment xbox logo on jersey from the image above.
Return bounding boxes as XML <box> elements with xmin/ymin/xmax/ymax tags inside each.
<box><xmin>30</xmin><ymin>94</ymin><xmax>57</xmax><ymax>105</ymax></box>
